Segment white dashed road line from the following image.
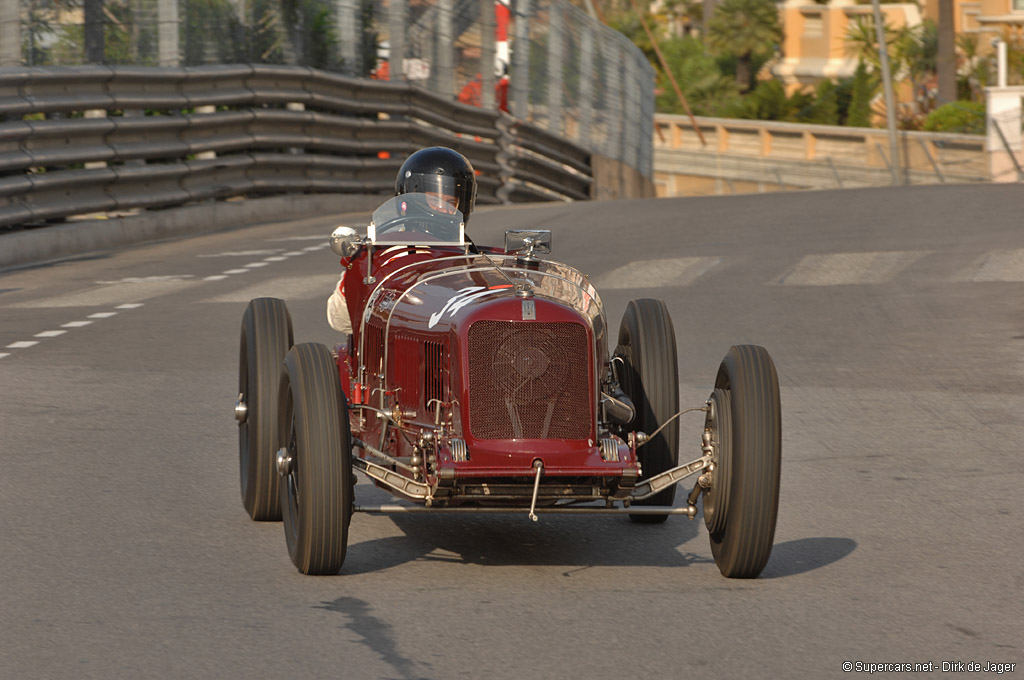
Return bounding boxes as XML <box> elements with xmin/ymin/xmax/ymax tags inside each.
<box><xmin>594</xmin><ymin>256</ymin><xmax>723</xmax><ymax>289</ymax></box>
<box><xmin>244</xmin><ymin>262</ymin><xmax>270</xmax><ymax>268</ymax></box>
<box><xmin>223</xmin><ymin>269</ymin><xmax>249</xmax><ymax>275</ymax></box>
<box><xmin>778</xmin><ymin>251</ymin><xmax>929</xmax><ymax>286</ymax></box>
<box><xmin>204</xmin><ymin>275</ymin><xmax>229</xmax><ymax>282</ymax></box>
<box><xmin>202</xmin><ymin>274</ymin><xmax>338</xmax><ymax>304</ymax></box>
<box><xmin>1</xmin><ymin>304</ymin><xmax>145</xmax><ymax>360</ymax></box>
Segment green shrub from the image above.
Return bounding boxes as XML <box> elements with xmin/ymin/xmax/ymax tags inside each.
<box><xmin>923</xmin><ymin>101</ymin><xmax>986</xmax><ymax>134</ymax></box>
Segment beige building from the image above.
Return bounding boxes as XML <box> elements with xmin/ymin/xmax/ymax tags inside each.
<box><xmin>772</xmin><ymin>0</ymin><xmax>923</xmax><ymax>91</ymax></box>
<box><xmin>773</xmin><ymin>0</ymin><xmax>1024</xmax><ymax>94</ymax></box>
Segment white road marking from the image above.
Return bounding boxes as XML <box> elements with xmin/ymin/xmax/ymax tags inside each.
<box><xmin>34</xmin><ymin>330</ymin><xmax>67</xmax><ymax>338</ymax></box>
<box><xmin>282</xmin><ymin>251</ymin><xmax>305</xmax><ymax>257</ymax></box>
<box><xmin>779</xmin><ymin>251</ymin><xmax>928</xmax><ymax>286</ymax></box>
<box><xmin>244</xmin><ymin>262</ymin><xmax>269</xmax><ymax>268</ymax></box>
<box><xmin>62</xmin><ymin>321</ymin><xmax>94</xmax><ymax>327</ymax></box>
<box><xmin>263</xmin><ymin>256</ymin><xmax>287</xmax><ymax>262</ymax></box>
<box><xmin>302</xmin><ymin>246</ymin><xmax>323</xmax><ymax>252</ymax></box>
<box><xmin>961</xmin><ymin>249</ymin><xmax>1024</xmax><ymax>282</ymax></box>
<box><xmin>269</xmin><ymin>235</ymin><xmax>332</xmax><ymax>241</ymax></box>
<box><xmin>116</xmin><ymin>303</ymin><xmax>144</xmax><ymax>309</ymax></box>
<box><xmin>201</xmin><ymin>274</ymin><xmax>338</xmax><ymax>303</ymax></box>
<box><xmin>204</xmin><ymin>275</ymin><xmax>229</xmax><ymax>281</ymax></box>
<box><xmin>198</xmin><ymin>250</ymin><xmax>282</xmax><ymax>258</ymax></box>
<box><xmin>0</xmin><ymin>353</ymin><xmax>9</xmax><ymax>359</ymax></box>
<box><xmin>6</xmin><ymin>341</ymin><xmax>39</xmax><ymax>349</ymax></box>
<box><xmin>594</xmin><ymin>256</ymin><xmax>722</xmax><ymax>289</ymax></box>
<box><xmin>95</xmin><ymin>275</ymin><xmax>194</xmax><ymax>284</ymax></box>
<box><xmin>88</xmin><ymin>312</ymin><xmax>118</xmax><ymax>319</ymax></box>
<box><xmin>9</xmin><ymin>279</ymin><xmax>199</xmax><ymax>309</ymax></box>
<box><xmin>223</xmin><ymin>269</ymin><xmax>249</xmax><ymax>275</ymax></box>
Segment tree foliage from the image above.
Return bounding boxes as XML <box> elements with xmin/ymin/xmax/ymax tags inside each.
<box><xmin>706</xmin><ymin>0</ymin><xmax>782</xmax><ymax>90</ymax></box>
<box><xmin>923</xmin><ymin>101</ymin><xmax>986</xmax><ymax>134</ymax></box>
<box><xmin>847</xmin><ymin>62</ymin><xmax>875</xmax><ymax>127</ymax></box>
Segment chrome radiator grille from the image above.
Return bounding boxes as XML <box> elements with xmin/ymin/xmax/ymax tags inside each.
<box><xmin>467</xmin><ymin>320</ymin><xmax>591</xmax><ymax>440</ymax></box>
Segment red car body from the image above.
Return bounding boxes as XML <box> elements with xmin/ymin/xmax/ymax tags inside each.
<box><xmin>334</xmin><ymin>242</ymin><xmax>640</xmax><ymax>500</ymax></box>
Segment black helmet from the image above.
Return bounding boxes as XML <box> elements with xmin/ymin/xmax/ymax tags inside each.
<box><xmin>395</xmin><ymin>147</ymin><xmax>477</xmax><ymax>223</ymax></box>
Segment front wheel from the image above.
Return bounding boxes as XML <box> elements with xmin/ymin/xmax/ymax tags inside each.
<box><xmin>706</xmin><ymin>345</ymin><xmax>781</xmax><ymax>578</ymax></box>
<box><xmin>614</xmin><ymin>299</ymin><xmax>680</xmax><ymax>523</ymax></box>
<box><xmin>238</xmin><ymin>297</ymin><xmax>293</xmax><ymax>521</ymax></box>
<box><xmin>279</xmin><ymin>343</ymin><xmax>353</xmax><ymax>575</ymax></box>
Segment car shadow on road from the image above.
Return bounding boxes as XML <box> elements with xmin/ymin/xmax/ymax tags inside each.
<box><xmin>759</xmin><ymin>537</ymin><xmax>858</xmax><ymax>578</ymax></box>
<box><xmin>341</xmin><ymin>506</ymin><xmax>710</xmax><ymax>575</ymax></box>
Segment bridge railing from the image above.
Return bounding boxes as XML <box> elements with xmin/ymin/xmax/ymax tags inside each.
<box><xmin>0</xmin><ymin>63</ymin><xmax>593</xmax><ymax>230</ymax></box>
<box><xmin>653</xmin><ymin>114</ymin><xmax>989</xmax><ymax>196</ymax></box>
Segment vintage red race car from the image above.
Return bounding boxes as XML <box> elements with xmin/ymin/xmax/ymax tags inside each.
<box><xmin>235</xmin><ymin>194</ymin><xmax>781</xmax><ymax>577</ymax></box>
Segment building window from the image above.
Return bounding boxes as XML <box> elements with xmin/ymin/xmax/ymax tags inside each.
<box><xmin>1014</xmin><ymin>0</ymin><xmax>1024</xmax><ymax>11</ymax></box>
<box><xmin>803</xmin><ymin>13</ymin><xmax>824</xmax><ymax>38</ymax></box>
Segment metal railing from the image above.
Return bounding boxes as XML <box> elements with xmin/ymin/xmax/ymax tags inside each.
<box><xmin>0</xmin><ymin>63</ymin><xmax>594</xmax><ymax>229</ymax></box>
<box><xmin>0</xmin><ymin>0</ymin><xmax>654</xmax><ymax>179</ymax></box>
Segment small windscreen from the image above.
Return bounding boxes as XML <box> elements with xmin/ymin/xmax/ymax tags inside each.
<box><xmin>369</xmin><ymin>193</ymin><xmax>465</xmax><ymax>246</ymax></box>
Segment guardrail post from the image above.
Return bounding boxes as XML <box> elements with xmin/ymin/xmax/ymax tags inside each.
<box><xmin>158</xmin><ymin>0</ymin><xmax>181</xmax><ymax>66</ymax></box>
<box><xmin>546</xmin><ymin>2</ymin><xmax>564</xmax><ymax>135</ymax></box>
<box><xmin>579</xmin><ymin>24</ymin><xmax>595</xmax><ymax>146</ymax></box>
<box><xmin>803</xmin><ymin>130</ymin><xmax>815</xmax><ymax>160</ymax></box>
<box><xmin>481</xmin><ymin>0</ymin><xmax>496</xmax><ymax>109</ymax></box>
<box><xmin>717</xmin><ymin>124</ymin><xmax>728</xmax><ymax>153</ymax></box>
<box><xmin>511</xmin><ymin>0</ymin><xmax>531</xmax><ymax>118</ymax></box>
<box><xmin>388</xmin><ymin>0</ymin><xmax>406</xmax><ymax>80</ymax></box>
<box><xmin>336</xmin><ymin>0</ymin><xmax>359</xmax><ymax>76</ymax></box>
<box><xmin>437</xmin><ymin>0</ymin><xmax>455</xmax><ymax>96</ymax></box>
<box><xmin>0</xmin><ymin>0</ymin><xmax>20</xmax><ymax>66</ymax></box>
<box><xmin>623</xmin><ymin>50</ymin><xmax>639</xmax><ymax>171</ymax></box>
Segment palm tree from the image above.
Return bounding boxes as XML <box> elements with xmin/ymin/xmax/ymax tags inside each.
<box><xmin>705</xmin><ymin>0</ymin><xmax>782</xmax><ymax>91</ymax></box>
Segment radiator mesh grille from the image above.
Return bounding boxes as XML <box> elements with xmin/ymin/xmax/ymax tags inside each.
<box><xmin>468</xmin><ymin>320</ymin><xmax>591</xmax><ymax>440</ymax></box>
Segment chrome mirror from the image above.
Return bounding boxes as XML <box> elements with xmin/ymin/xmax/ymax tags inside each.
<box><xmin>504</xmin><ymin>229</ymin><xmax>552</xmax><ymax>258</ymax></box>
<box><xmin>330</xmin><ymin>225</ymin><xmax>365</xmax><ymax>257</ymax></box>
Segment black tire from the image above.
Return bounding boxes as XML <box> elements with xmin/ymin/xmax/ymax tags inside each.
<box><xmin>238</xmin><ymin>297</ymin><xmax>293</xmax><ymax>521</ymax></box>
<box><xmin>615</xmin><ymin>299</ymin><xmax>680</xmax><ymax>523</ymax></box>
<box><xmin>279</xmin><ymin>343</ymin><xmax>353</xmax><ymax>575</ymax></box>
<box><xmin>707</xmin><ymin>345</ymin><xmax>781</xmax><ymax>578</ymax></box>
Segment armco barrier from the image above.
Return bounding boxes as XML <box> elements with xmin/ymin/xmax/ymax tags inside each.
<box><xmin>0</xmin><ymin>64</ymin><xmax>600</xmax><ymax>231</ymax></box>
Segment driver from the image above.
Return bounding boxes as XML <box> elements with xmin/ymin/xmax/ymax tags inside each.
<box><xmin>327</xmin><ymin>147</ymin><xmax>477</xmax><ymax>334</ymax></box>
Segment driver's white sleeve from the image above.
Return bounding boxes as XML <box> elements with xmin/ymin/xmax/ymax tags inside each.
<box><xmin>326</xmin><ymin>274</ymin><xmax>352</xmax><ymax>333</ymax></box>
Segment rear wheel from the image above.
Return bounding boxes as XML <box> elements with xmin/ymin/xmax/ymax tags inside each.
<box><xmin>238</xmin><ymin>297</ymin><xmax>293</xmax><ymax>521</ymax></box>
<box><xmin>279</xmin><ymin>343</ymin><xmax>353</xmax><ymax>575</ymax></box>
<box><xmin>615</xmin><ymin>299</ymin><xmax>680</xmax><ymax>523</ymax></box>
<box><xmin>706</xmin><ymin>345</ymin><xmax>781</xmax><ymax>578</ymax></box>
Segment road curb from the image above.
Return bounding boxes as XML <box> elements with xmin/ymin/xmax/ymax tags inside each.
<box><xmin>0</xmin><ymin>193</ymin><xmax>386</xmax><ymax>271</ymax></box>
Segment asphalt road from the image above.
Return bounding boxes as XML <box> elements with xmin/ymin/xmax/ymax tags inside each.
<box><xmin>2</xmin><ymin>184</ymin><xmax>1021</xmax><ymax>679</ymax></box>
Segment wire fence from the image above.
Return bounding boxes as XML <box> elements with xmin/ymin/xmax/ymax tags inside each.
<box><xmin>0</xmin><ymin>0</ymin><xmax>653</xmax><ymax>177</ymax></box>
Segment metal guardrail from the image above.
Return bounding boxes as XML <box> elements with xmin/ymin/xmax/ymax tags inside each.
<box><xmin>0</xmin><ymin>64</ymin><xmax>593</xmax><ymax>230</ymax></box>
